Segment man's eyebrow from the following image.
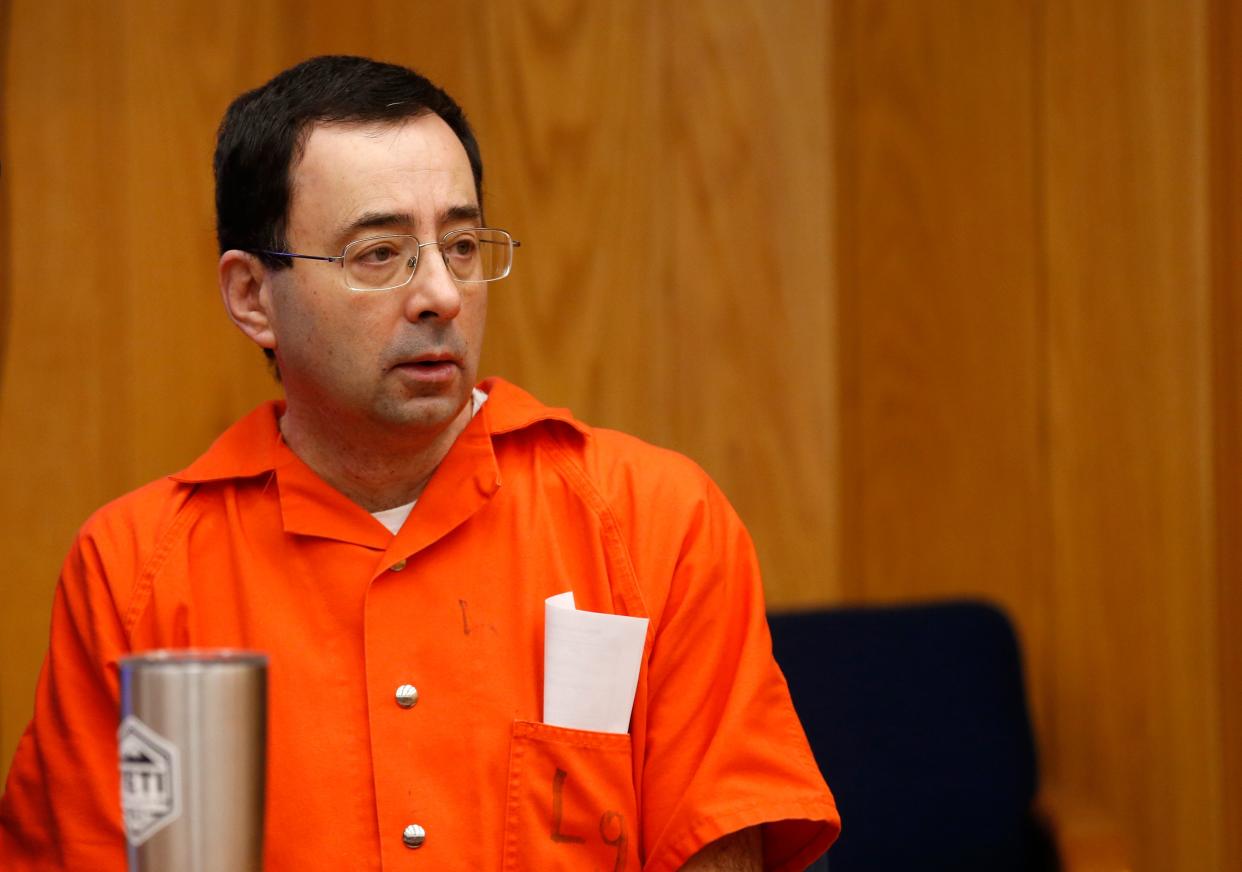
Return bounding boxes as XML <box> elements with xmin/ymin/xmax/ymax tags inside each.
<box><xmin>336</xmin><ymin>204</ymin><xmax>484</xmax><ymax>242</ymax></box>
<box><xmin>442</xmin><ymin>203</ymin><xmax>482</xmax><ymax>224</ymax></box>
<box><xmin>341</xmin><ymin>211</ymin><xmax>414</xmax><ymax>237</ymax></box>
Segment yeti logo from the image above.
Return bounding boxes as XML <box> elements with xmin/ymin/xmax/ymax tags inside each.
<box><xmin>118</xmin><ymin>715</ymin><xmax>181</xmax><ymax>845</ymax></box>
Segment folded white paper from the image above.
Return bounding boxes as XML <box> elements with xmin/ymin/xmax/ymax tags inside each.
<box><xmin>543</xmin><ymin>591</ymin><xmax>649</xmax><ymax>734</ymax></box>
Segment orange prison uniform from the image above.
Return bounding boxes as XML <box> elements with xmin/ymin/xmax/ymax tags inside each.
<box><xmin>0</xmin><ymin>378</ymin><xmax>839</xmax><ymax>871</ymax></box>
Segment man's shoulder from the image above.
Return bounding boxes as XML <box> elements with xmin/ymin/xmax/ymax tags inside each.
<box><xmin>54</xmin><ymin>474</ymin><xmax>197</xmax><ymax>620</ymax></box>
<box><xmin>74</xmin><ymin>399</ymin><xmax>283</xmax><ymax>558</ymax></box>
<box><xmin>485</xmin><ymin>379</ymin><xmax>725</xmax><ymax>516</ymax></box>
<box><xmin>76</xmin><ymin>472</ymin><xmax>194</xmax><ymax>559</ymax></box>
<box><xmin>488</xmin><ymin>378</ymin><xmax>704</xmax><ymax>467</ymax></box>
<box><xmin>581</xmin><ymin>425</ymin><xmax>711</xmax><ymax>492</ymax></box>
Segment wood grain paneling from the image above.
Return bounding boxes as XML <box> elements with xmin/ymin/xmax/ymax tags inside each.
<box><xmin>835</xmin><ymin>0</ymin><xmax>1051</xmax><ymax>659</ymax></box>
<box><xmin>0</xmin><ymin>2</ymin><xmax>277</xmax><ymax>779</ymax></box>
<box><xmin>836</xmin><ymin>1</ymin><xmax>1226</xmax><ymax>870</ymax></box>
<box><xmin>659</xmin><ymin>0</ymin><xmax>838</xmax><ymax>604</ymax></box>
<box><xmin>1040</xmin><ymin>2</ymin><xmax>1220</xmax><ymax>869</ymax></box>
<box><xmin>0</xmin><ymin>0</ymin><xmax>11</xmax><ymax>748</ymax></box>
<box><xmin>1209</xmin><ymin>0</ymin><xmax>1242</xmax><ymax>868</ymax></box>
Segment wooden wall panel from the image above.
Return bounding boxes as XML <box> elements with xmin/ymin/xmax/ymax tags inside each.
<box><xmin>660</xmin><ymin>0</ymin><xmax>838</xmax><ymax>604</ymax></box>
<box><xmin>835</xmin><ymin>0</ymin><xmax>1051</xmax><ymax>660</ymax></box>
<box><xmin>0</xmin><ymin>2</ymin><xmax>276</xmax><ymax>782</ymax></box>
<box><xmin>0</xmin><ymin>0</ymin><xmax>11</xmax><ymax>766</ymax></box>
<box><xmin>836</xmin><ymin>1</ymin><xmax>1226</xmax><ymax>870</ymax></box>
<box><xmin>1039</xmin><ymin>2</ymin><xmax>1220</xmax><ymax>870</ymax></box>
<box><xmin>1209</xmin><ymin>2</ymin><xmax>1242</xmax><ymax>868</ymax></box>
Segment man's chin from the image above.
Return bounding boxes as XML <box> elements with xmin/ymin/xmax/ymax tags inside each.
<box><xmin>373</xmin><ymin>391</ymin><xmax>473</xmax><ymax>434</ymax></box>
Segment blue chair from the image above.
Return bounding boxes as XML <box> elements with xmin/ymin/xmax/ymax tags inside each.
<box><xmin>767</xmin><ymin>601</ymin><xmax>1058</xmax><ymax>872</ymax></box>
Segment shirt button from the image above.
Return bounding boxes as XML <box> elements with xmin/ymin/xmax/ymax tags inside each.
<box><xmin>395</xmin><ymin>684</ymin><xmax>419</xmax><ymax>708</ymax></box>
<box><xmin>390</xmin><ymin>559</ymin><xmax>407</xmax><ymax>572</ymax></box>
<box><xmin>402</xmin><ymin>824</ymin><xmax>426</xmax><ymax>848</ymax></box>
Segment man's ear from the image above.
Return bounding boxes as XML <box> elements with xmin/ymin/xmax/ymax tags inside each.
<box><xmin>219</xmin><ymin>250</ymin><xmax>277</xmax><ymax>350</ymax></box>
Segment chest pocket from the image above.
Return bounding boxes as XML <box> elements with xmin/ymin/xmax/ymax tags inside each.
<box><xmin>502</xmin><ymin>721</ymin><xmax>640</xmax><ymax>871</ymax></box>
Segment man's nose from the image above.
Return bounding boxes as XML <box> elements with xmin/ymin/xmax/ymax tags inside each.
<box><xmin>403</xmin><ymin>244</ymin><xmax>463</xmax><ymax>322</ymax></box>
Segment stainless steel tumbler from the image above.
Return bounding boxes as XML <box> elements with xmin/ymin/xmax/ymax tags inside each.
<box><xmin>118</xmin><ymin>650</ymin><xmax>268</xmax><ymax>872</ymax></box>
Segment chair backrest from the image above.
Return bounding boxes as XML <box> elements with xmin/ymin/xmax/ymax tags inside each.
<box><xmin>767</xmin><ymin>600</ymin><xmax>1055</xmax><ymax>872</ymax></box>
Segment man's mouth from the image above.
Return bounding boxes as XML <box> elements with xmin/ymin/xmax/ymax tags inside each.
<box><xmin>392</xmin><ymin>354</ymin><xmax>461</xmax><ymax>382</ymax></box>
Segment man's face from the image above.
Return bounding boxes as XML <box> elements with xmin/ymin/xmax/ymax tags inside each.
<box><xmin>265</xmin><ymin>115</ymin><xmax>486</xmax><ymax>438</ymax></box>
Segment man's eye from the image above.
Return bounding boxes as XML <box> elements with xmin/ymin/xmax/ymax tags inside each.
<box><xmin>355</xmin><ymin>245</ymin><xmax>399</xmax><ymax>264</ymax></box>
<box><xmin>447</xmin><ymin>239</ymin><xmax>477</xmax><ymax>258</ymax></box>
<box><xmin>369</xmin><ymin>246</ymin><xmax>398</xmax><ymax>262</ymax></box>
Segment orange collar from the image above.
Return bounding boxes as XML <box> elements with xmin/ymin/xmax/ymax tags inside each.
<box><xmin>167</xmin><ymin>378</ymin><xmax>589</xmax><ymax>550</ymax></box>
<box><xmin>171</xmin><ymin>377</ymin><xmax>585</xmax><ymax>485</ymax></box>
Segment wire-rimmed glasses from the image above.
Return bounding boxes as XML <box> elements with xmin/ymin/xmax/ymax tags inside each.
<box><xmin>258</xmin><ymin>227</ymin><xmax>520</xmax><ymax>291</ymax></box>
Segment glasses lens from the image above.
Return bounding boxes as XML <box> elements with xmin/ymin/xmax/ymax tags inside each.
<box><xmin>442</xmin><ymin>229</ymin><xmax>512</xmax><ymax>282</ymax></box>
<box><xmin>343</xmin><ymin>236</ymin><xmax>418</xmax><ymax>290</ymax></box>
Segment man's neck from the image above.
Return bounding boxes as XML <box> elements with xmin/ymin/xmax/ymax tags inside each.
<box><xmin>277</xmin><ymin>400</ymin><xmax>475</xmax><ymax>513</ymax></box>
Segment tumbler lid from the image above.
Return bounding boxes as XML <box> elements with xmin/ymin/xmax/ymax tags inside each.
<box><xmin>119</xmin><ymin>648</ymin><xmax>268</xmax><ymax>668</ymax></box>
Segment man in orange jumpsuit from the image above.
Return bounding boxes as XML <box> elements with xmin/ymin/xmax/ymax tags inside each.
<box><xmin>0</xmin><ymin>55</ymin><xmax>839</xmax><ymax>870</ymax></box>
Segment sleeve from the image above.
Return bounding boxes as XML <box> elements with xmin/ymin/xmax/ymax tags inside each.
<box><xmin>0</xmin><ymin>530</ymin><xmax>131</xmax><ymax>871</ymax></box>
<box><xmin>637</xmin><ymin>476</ymin><xmax>840</xmax><ymax>872</ymax></box>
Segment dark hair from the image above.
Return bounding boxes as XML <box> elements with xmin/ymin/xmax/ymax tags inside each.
<box><xmin>214</xmin><ymin>55</ymin><xmax>484</xmax><ymax>267</ymax></box>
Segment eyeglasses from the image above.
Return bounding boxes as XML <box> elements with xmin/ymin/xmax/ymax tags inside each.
<box><xmin>258</xmin><ymin>227</ymin><xmax>520</xmax><ymax>291</ymax></box>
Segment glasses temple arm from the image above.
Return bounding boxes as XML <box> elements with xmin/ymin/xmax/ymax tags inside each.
<box><xmin>257</xmin><ymin>250</ymin><xmax>343</xmax><ymax>263</ymax></box>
